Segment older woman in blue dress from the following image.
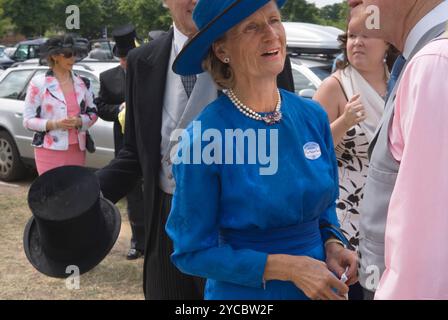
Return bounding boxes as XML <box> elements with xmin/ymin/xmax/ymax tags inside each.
<box><xmin>166</xmin><ymin>0</ymin><xmax>357</xmax><ymax>300</ymax></box>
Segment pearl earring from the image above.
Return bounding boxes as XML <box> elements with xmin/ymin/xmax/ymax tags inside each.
<box><xmin>223</xmin><ymin>57</ymin><xmax>230</xmax><ymax>63</ymax></box>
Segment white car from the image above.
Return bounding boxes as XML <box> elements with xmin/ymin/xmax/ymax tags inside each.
<box><xmin>0</xmin><ymin>61</ymin><xmax>118</xmax><ymax>181</ymax></box>
<box><xmin>285</xmin><ymin>21</ymin><xmax>344</xmax><ymax>97</ymax></box>
<box><xmin>284</xmin><ymin>22</ymin><xmax>343</xmax><ymax>52</ymax></box>
<box><xmin>290</xmin><ymin>59</ymin><xmax>322</xmax><ymax>98</ymax></box>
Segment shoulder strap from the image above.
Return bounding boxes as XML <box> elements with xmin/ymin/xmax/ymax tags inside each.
<box><xmin>331</xmin><ymin>75</ymin><xmax>349</xmax><ymax>102</ymax></box>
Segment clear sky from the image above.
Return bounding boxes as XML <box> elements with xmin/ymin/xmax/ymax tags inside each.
<box><xmin>307</xmin><ymin>0</ymin><xmax>344</xmax><ymax>8</ymax></box>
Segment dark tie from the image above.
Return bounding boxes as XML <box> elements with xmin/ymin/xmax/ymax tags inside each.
<box><xmin>181</xmin><ymin>75</ymin><xmax>197</xmax><ymax>98</ymax></box>
<box><xmin>385</xmin><ymin>55</ymin><xmax>406</xmax><ymax>101</ymax></box>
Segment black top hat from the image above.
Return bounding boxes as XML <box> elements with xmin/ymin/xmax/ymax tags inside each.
<box><xmin>112</xmin><ymin>24</ymin><xmax>137</xmax><ymax>58</ymax></box>
<box><xmin>23</xmin><ymin>166</ymin><xmax>121</xmax><ymax>278</ymax></box>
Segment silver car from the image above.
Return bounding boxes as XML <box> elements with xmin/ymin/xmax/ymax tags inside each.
<box><xmin>0</xmin><ymin>61</ymin><xmax>118</xmax><ymax>181</ymax></box>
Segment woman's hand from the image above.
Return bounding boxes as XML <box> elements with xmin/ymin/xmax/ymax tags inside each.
<box><xmin>325</xmin><ymin>243</ymin><xmax>358</xmax><ymax>286</ymax></box>
<box><xmin>289</xmin><ymin>255</ymin><xmax>349</xmax><ymax>300</ymax></box>
<box><xmin>342</xmin><ymin>94</ymin><xmax>367</xmax><ymax>128</ymax></box>
<box><xmin>56</xmin><ymin>117</ymin><xmax>81</xmax><ymax>130</ymax></box>
<box><xmin>264</xmin><ymin>254</ymin><xmax>349</xmax><ymax>300</ymax></box>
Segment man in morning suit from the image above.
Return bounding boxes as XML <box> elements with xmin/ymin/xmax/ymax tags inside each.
<box><xmin>95</xmin><ymin>25</ymin><xmax>145</xmax><ymax>260</ymax></box>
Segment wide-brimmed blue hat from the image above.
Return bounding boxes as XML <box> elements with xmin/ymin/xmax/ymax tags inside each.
<box><xmin>173</xmin><ymin>0</ymin><xmax>287</xmax><ymax>76</ymax></box>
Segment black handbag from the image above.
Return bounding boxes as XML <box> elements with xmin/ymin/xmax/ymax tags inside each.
<box><xmin>86</xmin><ymin>131</ymin><xmax>96</xmax><ymax>153</ymax></box>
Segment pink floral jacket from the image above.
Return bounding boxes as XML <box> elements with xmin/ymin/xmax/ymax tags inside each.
<box><xmin>23</xmin><ymin>70</ymin><xmax>98</xmax><ymax>151</ymax></box>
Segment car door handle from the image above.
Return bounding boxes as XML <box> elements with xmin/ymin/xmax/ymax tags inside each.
<box><xmin>14</xmin><ymin>112</ymin><xmax>23</xmax><ymax>118</ymax></box>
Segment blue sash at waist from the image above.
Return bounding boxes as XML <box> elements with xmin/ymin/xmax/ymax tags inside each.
<box><xmin>219</xmin><ymin>219</ymin><xmax>322</xmax><ymax>255</ymax></box>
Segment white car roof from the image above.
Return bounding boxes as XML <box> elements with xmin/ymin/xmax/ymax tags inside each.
<box><xmin>5</xmin><ymin>59</ymin><xmax>119</xmax><ymax>78</ymax></box>
<box><xmin>284</xmin><ymin>22</ymin><xmax>344</xmax><ymax>50</ymax></box>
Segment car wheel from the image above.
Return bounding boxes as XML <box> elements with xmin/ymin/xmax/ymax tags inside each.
<box><xmin>0</xmin><ymin>130</ymin><xmax>27</xmax><ymax>181</ymax></box>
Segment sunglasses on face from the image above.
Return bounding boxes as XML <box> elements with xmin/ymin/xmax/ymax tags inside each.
<box><xmin>59</xmin><ymin>49</ymin><xmax>75</xmax><ymax>58</ymax></box>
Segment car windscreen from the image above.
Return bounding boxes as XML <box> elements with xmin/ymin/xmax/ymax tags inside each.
<box><xmin>309</xmin><ymin>66</ymin><xmax>332</xmax><ymax>81</ymax></box>
<box><xmin>0</xmin><ymin>70</ymin><xmax>35</xmax><ymax>99</ymax></box>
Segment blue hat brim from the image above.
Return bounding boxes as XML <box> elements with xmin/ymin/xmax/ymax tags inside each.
<box><xmin>173</xmin><ymin>0</ymin><xmax>287</xmax><ymax>76</ymax></box>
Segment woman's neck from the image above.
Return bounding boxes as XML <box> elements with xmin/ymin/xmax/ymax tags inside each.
<box><xmin>356</xmin><ymin>65</ymin><xmax>387</xmax><ymax>86</ymax></box>
<box><xmin>356</xmin><ymin>64</ymin><xmax>388</xmax><ymax>97</ymax></box>
<box><xmin>232</xmin><ymin>79</ymin><xmax>279</xmax><ymax>113</ymax></box>
<box><xmin>52</xmin><ymin>66</ymin><xmax>71</xmax><ymax>81</ymax></box>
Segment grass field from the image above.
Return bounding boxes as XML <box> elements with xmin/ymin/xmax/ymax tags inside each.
<box><xmin>0</xmin><ymin>177</ymin><xmax>144</xmax><ymax>300</ymax></box>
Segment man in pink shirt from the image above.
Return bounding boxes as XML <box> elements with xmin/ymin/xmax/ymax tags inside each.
<box><xmin>349</xmin><ymin>0</ymin><xmax>448</xmax><ymax>299</ymax></box>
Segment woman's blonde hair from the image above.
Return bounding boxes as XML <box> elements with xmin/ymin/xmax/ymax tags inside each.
<box><xmin>202</xmin><ymin>40</ymin><xmax>235</xmax><ymax>90</ymax></box>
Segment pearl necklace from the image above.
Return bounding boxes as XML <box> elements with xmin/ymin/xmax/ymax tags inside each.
<box><xmin>227</xmin><ymin>88</ymin><xmax>282</xmax><ymax>125</ymax></box>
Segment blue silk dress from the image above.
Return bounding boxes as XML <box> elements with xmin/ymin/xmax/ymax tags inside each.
<box><xmin>165</xmin><ymin>89</ymin><xmax>346</xmax><ymax>300</ymax></box>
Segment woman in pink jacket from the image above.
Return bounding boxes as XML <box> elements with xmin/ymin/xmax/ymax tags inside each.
<box><xmin>23</xmin><ymin>35</ymin><xmax>98</xmax><ymax>175</ymax></box>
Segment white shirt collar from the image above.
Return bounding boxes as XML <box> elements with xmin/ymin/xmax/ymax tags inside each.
<box><xmin>173</xmin><ymin>23</ymin><xmax>189</xmax><ymax>57</ymax></box>
<box><xmin>403</xmin><ymin>1</ymin><xmax>448</xmax><ymax>59</ymax></box>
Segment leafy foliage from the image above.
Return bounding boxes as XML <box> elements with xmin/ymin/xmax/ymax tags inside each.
<box><xmin>0</xmin><ymin>0</ymin><xmax>348</xmax><ymax>40</ymax></box>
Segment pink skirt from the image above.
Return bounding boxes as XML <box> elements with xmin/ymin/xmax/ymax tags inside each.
<box><xmin>35</xmin><ymin>144</ymin><xmax>86</xmax><ymax>176</ymax></box>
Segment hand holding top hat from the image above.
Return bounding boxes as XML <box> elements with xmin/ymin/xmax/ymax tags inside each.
<box><xmin>23</xmin><ymin>166</ymin><xmax>121</xmax><ymax>278</ymax></box>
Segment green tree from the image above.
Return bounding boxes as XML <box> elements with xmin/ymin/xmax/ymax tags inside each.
<box><xmin>101</xmin><ymin>0</ymin><xmax>131</xmax><ymax>38</ymax></box>
<box><xmin>320</xmin><ymin>4</ymin><xmax>340</xmax><ymax>21</ymax></box>
<box><xmin>117</xmin><ymin>0</ymin><xmax>172</xmax><ymax>38</ymax></box>
<box><xmin>318</xmin><ymin>2</ymin><xmax>349</xmax><ymax>30</ymax></box>
<box><xmin>0</xmin><ymin>0</ymin><xmax>351</xmax><ymax>42</ymax></box>
<box><xmin>0</xmin><ymin>0</ymin><xmax>53</xmax><ymax>37</ymax></box>
<box><xmin>0</xmin><ymin>6</ymin><xmax>13</xmax><ymax>38</ymax></box>
<box><xmin>50</xmin><ymin>0</ymin><xmax>105</xmax><ymax>38</ymax></box>
<box><xmin>281</xmin><ymin>0</ymin><xmax>320</xmax><ymax>23</ymax></box>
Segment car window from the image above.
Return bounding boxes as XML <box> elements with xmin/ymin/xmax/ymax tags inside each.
<box><xmin>33</xmin><ymin>69</ymin><xmax>48</xmax><ymax>77</ymax></box>
<box><xmin>0</xmin><ymin>70</ymin><xmax>35</xmax><ymax>99</ymax></box>
<box><xmin>19</xmin><ymin>69</ymin><xmax>48</xmax><ymax>100</ymax></box>
<box><xmin>75</xmin><ymin>70</ymin><xmax>100</xmax><ymax>97</ymax></box>
<box><xmin>292</xmin><ymin>69</ymin><xmax>317</xmax><ymax>94</ymax></box>
<box><xmin>100</xmin><ymin>43</ymin><xmax>110</xmax><ymax>51</ymax></box>
<box><xmin>14</xmin><ymin>45</ymin><xmax>29</xmax><ymax>60</ymax></box>
<box><xmin>309</xmin><ymin>66</ymin><xmax>331</xmax><ymax>81</ymax></box>
<box><xmin>29</xmin><ymin>45</ymin><xmax>39</xmax><ymax>59</ymax></box>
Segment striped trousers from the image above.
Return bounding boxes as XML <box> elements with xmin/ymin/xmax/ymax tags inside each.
<box><xmin>143</xmin><ymin>189</ymin><xmax>205</xmax><ymax>300</ymax></box>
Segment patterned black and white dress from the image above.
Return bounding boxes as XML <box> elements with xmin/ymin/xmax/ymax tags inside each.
<box><xmin>335</xmin><ymin>66</ymin><xmax>387</xmax><ymax>251</ymax></box>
